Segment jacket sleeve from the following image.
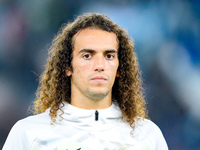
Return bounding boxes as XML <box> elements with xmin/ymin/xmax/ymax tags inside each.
<box><xmin>154</xmin><ymin>123</ymin><xmax>168</xmax><ymax>150</ymax></box>
<box><xmin>2</xmin><ymin>121</ymin><xmax>30</xmax><ymax>150</ymax></box>
<box><xmin>136</xmin><ymin>119</ymin><xmax>169</xmax><ymax>150</ymax></box>
<box><xmin>146</xmin><ymin>119</ymin><xmax>169</xmax><ymax>150</ymax></box>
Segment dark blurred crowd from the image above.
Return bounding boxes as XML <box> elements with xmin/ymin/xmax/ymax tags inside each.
<box><xmin>0</xmin><ymin>0</ymin><xmax>200</xmax><ymax>149</ymax></box>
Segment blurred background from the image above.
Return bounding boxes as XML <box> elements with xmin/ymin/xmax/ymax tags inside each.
<box><xmin>0</xmin><ymin>0</ymin><xmax>200</xmax><ymax>149</ymax></box>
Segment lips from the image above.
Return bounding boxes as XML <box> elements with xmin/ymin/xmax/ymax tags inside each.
<box><xmin>91</xmin><ymin>76</ymin><xmax>107</xmax><ymax>82</ymax></box>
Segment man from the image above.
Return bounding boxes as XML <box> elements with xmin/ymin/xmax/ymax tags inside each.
<box><xmin>3</xmin><ymin>13</ymin><xmax>168</xmax><ymax>150</ymax></box>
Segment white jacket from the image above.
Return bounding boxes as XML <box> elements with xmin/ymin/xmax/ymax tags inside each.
<box><xmin>3</xmin><ymin>102</ymin><xmax>168</xmax><ymax>150</ymax></box>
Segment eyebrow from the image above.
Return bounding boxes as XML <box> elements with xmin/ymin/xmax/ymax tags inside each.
<box><xmin>78</xmin><ymin>49</ymin><xmax>118</xmax><ymax>54</ymax></box>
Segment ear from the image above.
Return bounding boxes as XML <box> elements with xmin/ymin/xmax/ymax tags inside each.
<box><xmin>65</xmin><ymin>69</ymin><xmax>72</xmax><ymax>77</ymax></box>
<box><xmin>116</xmin><ymin>71</ymin><xmax>120</xmax><ymax>77</ymax></box>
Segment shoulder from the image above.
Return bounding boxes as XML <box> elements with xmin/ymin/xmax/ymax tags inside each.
<box><xmin>134</xmin><ymin>118</ymin><xmax>168</xmax><ymax>150</ymax></box>
<box><xmin>13</xmin><ymin>109</ymin><xmax>51</xmax><ymax>132</ymax></box>
<box><xmin>135</xmin><ymin>118</ymin><xmax>162</xmax><ymax>135</ymax></box>
<box><xmin>16</xmin><ymin>109</ymin><xmax>52</xmax><ymax>137</ymax></box>
<box><xmin>20</xmin><ymin>109</ymin><xmax>51</xmax><ymax>126</ymax></box>
<box><xmin>3</xmin><ymin>110</ymin><xmax>51</xmax><ymax>150</ymax></box>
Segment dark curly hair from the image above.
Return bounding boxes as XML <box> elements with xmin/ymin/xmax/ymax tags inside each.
<box><xmin>33</xmin><ymin>13</ymin><xmax>147</xmax><ymax>128</ymax></box>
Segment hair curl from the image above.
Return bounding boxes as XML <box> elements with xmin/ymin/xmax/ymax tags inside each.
<box><xmin>33</xmin><ymin>13</ymin><xmax>147</xmax><ymax>127</ymax></box>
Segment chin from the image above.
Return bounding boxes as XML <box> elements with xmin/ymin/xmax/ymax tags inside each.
<box><xmin>88</xmin><ymin>91</ymin><xmax>110</xmax><ymax>100</ymax></box>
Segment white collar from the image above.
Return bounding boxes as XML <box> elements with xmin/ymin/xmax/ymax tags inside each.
<box><xmin>56</xmin><ymin>102</ymin><xmax>122</xmax><ymax>131</ymax></box>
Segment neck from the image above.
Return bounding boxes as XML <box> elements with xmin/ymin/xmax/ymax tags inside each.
<box><xmin>70</xmin><ymin>92</ymin><xmax>112</xmax><ymax>110</ymax></box>
<box><xmin>70</xmin><ymin>100</ymin><xmax>112</xmax><ymax>110</ymax></box>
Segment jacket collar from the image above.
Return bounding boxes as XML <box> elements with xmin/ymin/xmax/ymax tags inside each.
<box><xmin>57</xmin><ymin>102</ymin><xmax>122</xmax><ymax>131</ymax></box>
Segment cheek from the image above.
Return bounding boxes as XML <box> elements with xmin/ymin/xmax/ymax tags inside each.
<box><xmin>73</xmin><ymin>63</ymin><xmax>92</xmax><ymax>76</ymax></box>
<box><xmin>77</xmin><ymin>63</ymin><xmax>91</xmax><ymax>70</ymax></box>
<box><xmin>108</xmin><ymin>61</ymin><xmax>119</xmax><ymax>72</ymax></box>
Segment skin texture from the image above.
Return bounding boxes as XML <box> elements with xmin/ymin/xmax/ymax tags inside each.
<box><xmin>66</xmin><ymin>28</ymin><xmax>119</xmax><ymax>109</ymax></box>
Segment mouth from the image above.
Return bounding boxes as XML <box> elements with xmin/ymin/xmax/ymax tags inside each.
<box><xmin>91</xmin><ymin>76</ymin><xmax>107</xmax><ymax>82</ymax></box>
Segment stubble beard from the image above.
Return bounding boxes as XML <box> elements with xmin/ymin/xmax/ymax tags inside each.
<box><xmin>84</xmin><ymin>88</ymin><xmax>110</xmax><ymax>102</ymax></box>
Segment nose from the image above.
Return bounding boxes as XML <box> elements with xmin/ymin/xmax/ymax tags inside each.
<box><xmin>94</xmin><ymin>55</ymin><xmax>105</xmax><ymax>72</ymax></box>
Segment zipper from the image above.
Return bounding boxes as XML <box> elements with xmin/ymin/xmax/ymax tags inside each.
<box><xmin>95</xmin><ymin>110</ymin><xmax>99</xmax><ymax>121</ymax></box>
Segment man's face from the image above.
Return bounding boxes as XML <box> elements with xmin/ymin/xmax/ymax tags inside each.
<box><xmin>66</xmin><ymin>28</ymin><xmax>119</xmax><ymax>103</ymax></box>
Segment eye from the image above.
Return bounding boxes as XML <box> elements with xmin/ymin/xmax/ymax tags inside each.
<box><xmin>105</xmin><ymin>54</ymin><xmax>114</xmax><ymax>60</ymax></box>
<box><xmin>83</xmin><ymin>53</ymin><xmax>92</xmax><ymax>59</ymax></box>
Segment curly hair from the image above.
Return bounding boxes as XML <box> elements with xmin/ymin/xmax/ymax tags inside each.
<box><xmin>33</xmin><ymin>13</ymin><xmax>147</xmax><ymax>127</ymax></box>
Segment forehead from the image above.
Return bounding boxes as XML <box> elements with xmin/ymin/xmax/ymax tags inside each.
<box><xmin>72</xmin><ymin>28</ymin><xmax>118</xmax><ymax>51</ymax></box>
